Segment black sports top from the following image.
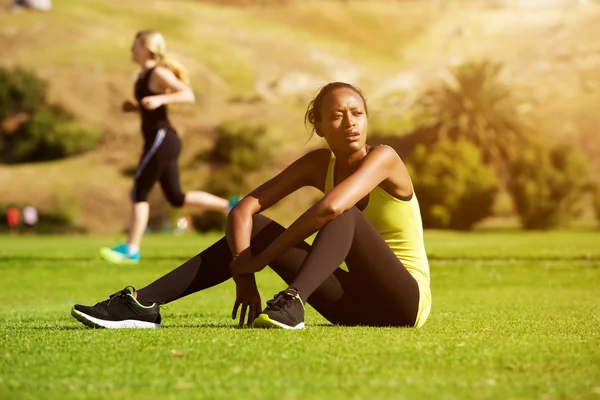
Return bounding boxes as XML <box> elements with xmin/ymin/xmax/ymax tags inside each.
<box><xmin>134</xmin><ymin>66</ymin><xmax>172</xmax><ymax>139</ymax></box>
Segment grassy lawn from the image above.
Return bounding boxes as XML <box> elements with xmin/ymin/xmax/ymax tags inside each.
<box><xmin>1</xmin><ymin>231</ymin><xmax>598</xmax><ymax>399</ymax></box>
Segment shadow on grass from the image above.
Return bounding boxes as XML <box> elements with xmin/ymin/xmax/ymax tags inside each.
<box><xmin>5</xmin><ymin>322</ymin><xmax>380</xmax><ymax>331</ymax></box>
<box><xmin>164</xmin><ymin>322</ymin><xmax>344</xmax><ymax>329</ymax></box>
<box><xmin>6</xmin><ymin>323</ymin><xmax>235</xmax><ymax>331</ymax></box>
<box><xmin>163</xmin><ymin>323</ymin><xmax>237</xmax><ymax>329</ymax></box>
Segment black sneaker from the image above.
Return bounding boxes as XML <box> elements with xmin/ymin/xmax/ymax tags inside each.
<box><xmin>253</xmin><ymin>288</ymin><xmax>305</xmax><ymax>330</ymax></box>
<box><xmin>71</xmin><ymin>286</ymin><xmax>161</xmax><ymax>329</ymax></box>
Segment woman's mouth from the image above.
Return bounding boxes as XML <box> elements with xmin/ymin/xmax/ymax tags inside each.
<box><xmin>345</xmin><ymin>131</ymin><xmax>360</xmax><ymax>141</ymax></box>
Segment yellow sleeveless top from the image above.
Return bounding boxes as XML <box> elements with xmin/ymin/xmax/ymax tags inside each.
<box><xmin>324</xmin><ymin>151</ymin><xmax>432</xmax><ymax>328</ymax></box>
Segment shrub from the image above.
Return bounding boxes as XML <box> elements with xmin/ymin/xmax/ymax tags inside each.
<box><xmin>407</xmin><ymin>139</ymin><xmax>499</xmax><ymax>230</ymax></box>
<box><xmin>507</xmin><ymin>143</ymin><xmax>589</xmax><ymax>230</ymax></box>
<box><xmin>0</xmin><ymin>67</ymin><xmax>47</xmax><ymax>122</ymax></box>
<box><xmin>191</xmin><ymin>123</ymin><xmax>277</xmax><ymax>232</ymax></box>
<box><xmin>209</xmin><ymin>123</ymin><xmax>274</xmax><ymax>170</ymax></box>
<box><xmin>0</xmin><ymin>67</ymin><xmax>100</xmax><ymax>164</ymax></box>
<box><xmin>9</xmin><ymin>106</ymin><xmax>100</xmax><ymax>163</ymax></box>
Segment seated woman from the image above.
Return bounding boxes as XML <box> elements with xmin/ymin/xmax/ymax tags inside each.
<box><xmin>71</xmin><ymin>82</ymin><xmax>432</xmax><ymax>330</ymax></box>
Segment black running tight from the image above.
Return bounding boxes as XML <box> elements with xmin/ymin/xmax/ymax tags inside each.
<box><xmin>137</xmin><ymin>208</ymin><xmax>420</xmax><ymax>327</ymax></box>
<box><xmin>132</xmin><ymin>127</ymin><xmax>185</xmax><ymax>207</ymax></box>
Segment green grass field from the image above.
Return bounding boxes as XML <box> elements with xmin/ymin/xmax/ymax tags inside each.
<box><xmin>1</xmin><ymin>231</ymin><xmax>599</xmax><ymax>400</ymax></box>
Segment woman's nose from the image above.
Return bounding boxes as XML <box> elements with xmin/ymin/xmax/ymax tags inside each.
<box><xmin>343</xmin><ymin>114</ymin><xmax>355</xmax><ymax>127</ymax></box>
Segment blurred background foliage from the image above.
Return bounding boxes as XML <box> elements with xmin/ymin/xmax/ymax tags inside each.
<box><xmin>1</xmin><ymin>0</ymin><xmax>598</xmax><ymax>232</ymax></box>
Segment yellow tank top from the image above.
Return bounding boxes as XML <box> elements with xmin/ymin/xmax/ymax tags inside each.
<box><xmin>324</xmin><ymin>151</ymin><xmax>432</xmax><ymax>328</ymax></box>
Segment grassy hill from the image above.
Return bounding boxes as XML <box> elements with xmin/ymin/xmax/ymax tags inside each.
<box><xmin>1</xmin><ymin>0</ymin><xmax>599</xmax><ymax>232</ymax></box>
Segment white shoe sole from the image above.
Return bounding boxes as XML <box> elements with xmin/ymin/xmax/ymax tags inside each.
<box><xmin>71</xmin><ymin>307</ymin><xmax>161</xmax><ymax>329</ymax></box>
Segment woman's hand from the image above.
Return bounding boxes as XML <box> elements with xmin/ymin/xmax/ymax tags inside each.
<box><xmin>140</xmin><ymin>96</ymin><xmax>163</xmax><ymax>110</ymax></box>
<box><xmin>232</xmin><ymin>274</ymin><xmax>262</xmax><ymax>328</ymax></box>
<box><xmin>121</xmin><ymin>100</ymin><xmax>138</xmax><ymax>112</ymax></box>
<box><xmin>229</xmin><ymin>250</ymin><xmax>266</xmax><ymax>281</ymax></box>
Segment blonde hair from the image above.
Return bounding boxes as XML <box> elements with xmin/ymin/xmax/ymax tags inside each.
<box><xmin>135</xmin><ymin>30</ymin><xmax>190</xmax><ymax>85</ymax></box>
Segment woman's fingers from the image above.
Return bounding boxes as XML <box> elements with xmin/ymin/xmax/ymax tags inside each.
<box><xmin>248</xmin><ymin>305</ymin><xmax>257</xmax><ymax>326</ymax></box>
<box><xmin>231</xmin><ymin>299</ymin><xmax>241</xmax><ymax>320</ymax></box>
<box><xmin>238</xmin><ymin>304</ymin><xmax>248</xmax><ymax>328</ymax></box>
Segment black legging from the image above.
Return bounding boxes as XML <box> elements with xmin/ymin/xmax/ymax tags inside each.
<box><xmin>137</xmin><ymin>207</ymin><xmax>420</xmax><ymax>327</ymax></box>
<box><xmin>131</xmin><ymin>127</ymin><xmax>185</xmax><ymax>207</ymax></box>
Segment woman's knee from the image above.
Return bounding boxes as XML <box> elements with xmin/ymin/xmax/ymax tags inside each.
<box><xmin>250</xmin><ymin>214</ymin><xmax>275</xmax><ymax>235</ymax></box>
<box><xmin>165</xmin><ymin>192</ymin><xmax>186</xmax><ymax>208</ymax></box>
<box><xmin>130</xmin><ymin>187</ymin><xmax>149</xmax><ymax>203</ymax></box>
<box><xmin>323</xmin><ymin>206</ymin><xmax>362</xmax><ymax>228</ymax></box>
<box><xmin>249</xmin><ymin>214</ymin><xmax>285</xmax><ymax>254</ymax></box>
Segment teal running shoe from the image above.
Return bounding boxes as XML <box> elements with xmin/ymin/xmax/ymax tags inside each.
<box><xmin>227</xmin><ymin>196</ymin><xmax>241</xmax><ymax>213</ymax></box>
<box><xmin>99</xmin><ymin>243</ymin><xmax>140</xmax><ymax>265</ymax></box>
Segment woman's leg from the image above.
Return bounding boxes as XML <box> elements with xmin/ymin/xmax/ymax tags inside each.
<box><xmin>184</xmin><ymin>191</ymin><xmax>230</xmax><ymax>214</ymax></box>
<box><xmin>98</xmin><ymin>131</ymin><xmax>167</xmax><ymax>265</ymax></box>
<box><xmin>271</xmin><ymin>207</ymin><xmax>420</xmax><ymax>327</ymax></box>
<box><xmin>126</xmin><ymin>202</ymin><xmax>150</xmax><ymax>249</ymax></box>
<box><xmin>127</xmin><ymin>131</ymin><xmax>168</xmax><ymax>248</ymax></box>
<box><xmin>135</xmin><ymin>214</ymin><xmax>307</xmax><ymax>304</ymax></box>
<box><xmin>139</xmin><ymin>207</ymin><xmax>419</xmax><ymax>326</ymax></box>
<box><xmin>135</xmin><ymin>214</ymin><xmax>349</xmax><ymax>307</ymax></box>
<box><xmin>159</xmin><ymin>158</ymin><xmax>229</xmax><ymax>214</ymax></box>
<box><xmin>75</xmin><ymin>214</ymin><xmax>336</xmax><ymax>329</ymax></box>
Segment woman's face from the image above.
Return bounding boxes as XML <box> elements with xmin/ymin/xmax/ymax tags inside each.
<box><xmin>131</xmin><ymin>37</ymin><xmax>150</xmax><ymax>64</ymax></box>
<box><xmin>316</xmin><ymin>87</ymin><xmax>368</xmax><ymax>155</ymax></box>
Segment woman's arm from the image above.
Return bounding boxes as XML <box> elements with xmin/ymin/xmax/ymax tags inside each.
<box><xmin>226</xmin><ymin>148</ymin><xmax>329</xmax><ymax>258</ymax></box>
<box><xmin>143</xmin><ymin>66</ymin><xmax>195</xmax><ymax>108</ymax></box>
<box><xmin>228</xmin><ymin>149</ymin><xmax>328</xmax><ymax>326</ymax></box>
<box><xmin>254</xmin><ymin>145</ymin><xmax>399</xmax><ymax>268</ymax></box>
<box><xmin>122</xmin><ymin>100</ymin><xmax>139</xmax><ymax>112</ymax></box>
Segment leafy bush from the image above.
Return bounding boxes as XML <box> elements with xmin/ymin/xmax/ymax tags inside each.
<box><xmin>209</xmin><ymin>123</ymin><xmax>274</xmax><ymax>170</ymax></box>
<box><xmin>9</xmin><ymin>106</ymin><xmax>100</xmax><ymax>163</ymax></box>
<box><xmin>407</xmin><ymin>139</ymin><xmax>499</xmax><ymax>230</ymax></box>
<box><xmin>0</xmin><ymin>67</ymin><xmax>47</xmax><ymax>122</ymax></box>
<box><xmin>191</xmin><ymin>123</ymin><xmax>276</xmax><ymax>232</ymax></box>
<box><xmin>0</xmin><ymin>67</ymin><xmax>99</xmax><ymax>163</ymax></box>
<box><xmin>507</xmin><ymin>143</ymin><xmax>588</xmax><ymax>230</ymax></box>
<box><xmin>35</xmin><ymin>211</ymin><xmax>86</xmax><ymax>234</ymax></box>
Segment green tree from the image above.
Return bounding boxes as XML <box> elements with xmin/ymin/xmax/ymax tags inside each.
<box><xmin>407</xmin><ymin>139</ymin><xmax>498</xmax><ymax>230</ymax></box>
<box><xmin>507</xmin><ymin>143</ymin><xmax>588</xmax><ymax>230</ymax></box>
<box><xmin>417</xmin><ymin>60</ymin><xmax>532</xmax><ymax>164</ymax></box>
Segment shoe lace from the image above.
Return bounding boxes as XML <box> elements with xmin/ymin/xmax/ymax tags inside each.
<box><xmin>266</xmin><ymin>290</ymin><xmax>298</xmax><ymax>311</ymax></box>
<box><xmin>103</xmin><ymin>286</ymin><xmax>136</xmax><ymax>306</ymax></box>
